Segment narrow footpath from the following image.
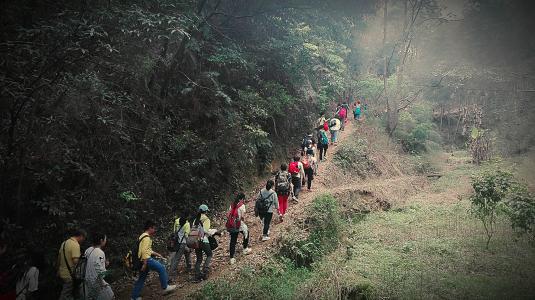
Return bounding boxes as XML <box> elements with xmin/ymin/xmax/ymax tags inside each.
<box><xmin>116</xmin><ymin>120</ymin><xmax>359</xmax><ymax>299</ymax></box>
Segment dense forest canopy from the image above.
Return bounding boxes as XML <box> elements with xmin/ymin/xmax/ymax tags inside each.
<box><xmin>1</xmin><ymin>0</ymin><xmax>534</xmax><ymax>297</ymax></box>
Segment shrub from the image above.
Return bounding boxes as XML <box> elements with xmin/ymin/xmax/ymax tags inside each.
<box><xmin>504</xmin><ymin>184</ymin><xmax>535</xmax><ymax>238</ymax></box>
<box><xmin>469</xmin><ymin>169</ymin><xmax>514</xmax><ymax>248</ymax></box>
<box><xmin>333</xmin><ymin>138</ymin><xmax>378</xmax><ymax>177</ymax></box>
<box><xmin>280</xmin><ymin>194</ymin><xmax>342</xmax><ymax>268</ymax></box>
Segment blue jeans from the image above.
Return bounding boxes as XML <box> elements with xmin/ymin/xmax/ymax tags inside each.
<box><xmin>131</xmin><ymin>258</ymin><xmax>168</xmax><ymax>298</ymax></box>
<box><xmin>331</xmin><ymin>130</ymin><xmax>339</xmax><ymax>143</ymax></box>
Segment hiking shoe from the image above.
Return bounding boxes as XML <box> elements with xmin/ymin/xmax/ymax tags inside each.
<box><xmin>163</xmin><ymin>285</ymin><xmax>176</xmax><ymax>294</ymax></box>
<box><xmin>230</xmin><ymin>258</ymin><xmax>236</xmax><ymax>265</ymax></box>
<box><xmin>262</xmin><ymin>236</ymin><xmax>270</xmax><ymax>241</ymax></box>
<box><xmin>243</xmin><ymin>248</ymin><xmax>252</xmax><ymax>255</ymax></box>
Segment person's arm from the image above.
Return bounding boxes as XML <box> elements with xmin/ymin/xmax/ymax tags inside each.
<box><xmin>272</xmin><ymin>192</ymin><xmax>279</xmax><ymax>213</ymax></box>
<box><xmin>71</xmin><ymin>242</ymin><xmax>81</xmax><ymax>265</ymax></box>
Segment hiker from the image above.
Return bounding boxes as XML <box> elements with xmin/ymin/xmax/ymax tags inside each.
<box><xmin>131</xmin><ymin>220</ymin><xmax>176</xmax><ymax>299</ymax></box>
<box><xmin>337</xmin><ymin>104</ymin><xmax>347</xmax><ymax>131</ymax></box>
<box><xmin>288</xmin><ymin>156</ymin><xmax>305</xmax><ymax>199</ymax></box>
<box><xmin>192</xmin><ymin>205</ymin><xmax>212</xmax><ymax>282</ymax></box>
<box><xmin>329</xmin><ymin>117</ymin><xmax>341</xmax><ymax>145</ymax></box>
<box><xmin>168</xmin><ymin>210</ymin><xmax>192</xmax><ymax>281</ymax></box>
<box><xmin>275</xmin><ymin>163</ymin><xmax>292</xmax><ymax>221</ymax></box>
<box><xmin>301</xmin><ymin>134</ymin><xmax>313</xmax><ymax>156</ymax></box>
<box><xmin>16</xmin><ymin>251</ymin><xmax>43</xmax><ymax>300</ymax></box>
<box><xmin>317</xmin><ymin>127</ymin><xmax>329</xmax><ymax>161</ymax></box>
<box><xmin>84</xmin><ymin>232</ymin><xmax>113</xmax><ymax>300</ymax></box>
<box><xmin>354</xmin><ymin>100</ymin><xmax>362</xmax><ymax>121</ymax></box>
<box><xmin>57</xmin><ymin>229</ymin><xmax>87</xmax><ymax>300</ymax></box>
<box><xmin>302</xmin><ymin>155</ymin><xmax>316</xmax><ymax>191</ymax></box>
<box><xmin>255</xmin><ymin>180</ymin><xmax>279</xmax><ymax>241</ymax></box>
<box><xmin>227</xmin><ymin>193</ymin><xmax>252</xmax><ymax>265</ymax></box>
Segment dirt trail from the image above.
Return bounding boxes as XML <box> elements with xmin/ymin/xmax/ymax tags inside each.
<box><xmin>116</xmin><ymin>119</ymin><xmax>407</xmax><ymax>299</ymax></box>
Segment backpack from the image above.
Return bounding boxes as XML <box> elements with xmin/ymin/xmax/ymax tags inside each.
<box><xmin>323</xmin><ymin>121</ymin><xmax>329</xmax><ymax>131</ymax></box>
<box><xmin>276</xmin><ymin>171</ymin><xmax>290</xmax><ymax>194</ymax></box>
<box><xmin>125</xmin><ymin>235</ymin><xmax>149</xmax><ymax>271</ymax></box>
<box><xmin>226</xmin><ymin>202</ymin><xmax>242</xmax><ymax>233</ymax></box>
<box><xmin>255</xmin><ymin>191</ymin><xmax>275</xmax><ymax>214</ymax></box>
<box><xmin>320</xmin><ymin>131</ymin><xmax>329</xmax><ymax>145</ymax></box>
<box><xmin>166</xmin><ymin>222</ymin><xmax>186</xmax><ymax>251</ymax></box>
<box><xmin>330</xmin><ymin>119</ymin><xmax>337</xmax><ymax>127</ymax></box>
<box><xmin>62</xmin><ymin>241</ymin><xmax>88</xmax><ymax>295</ymax></box>
<box><xmin>355</xmin><ymin>106</ymin><xmax>361</xmax><ymax>115</ymax></box>
<box><xmin>338</xmin><ymin>107</ymin><xmax>347</xmax><ymax>119</ymax></box>
<box><xmin>302</xmin><ymin>157</ymin><xmax>311</xmax><ymax>169</ymax></box>
<box><xmin>186</xmin><ymin>221</ymin><xmax>205</xmax><ymax>249</ymax></box>
<box><xmin>302</xmin><ymin>137</ymin><xmax>312</xmax><ymax>149</ymax></box>
<box><xmin>288</xmin><ymin>161</ymin><xmax>300</xmax><ymax>176</ymax></box>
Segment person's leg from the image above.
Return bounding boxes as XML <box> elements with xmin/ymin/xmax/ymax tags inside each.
<box><xmin>229</xmin><ymin>231</ymin><xmax>238</xmax><ymax>258</ymax></box>
<box><xmin>281</xmin><ymin>194</ymin><xmax>288</xmax><ymax>215</ymax></box>
<box><xmin>202</xmin><ymin>242</ymin><xmax>213</xmax><ymax>276</ymax></box>
<box><xmin>147</xmin><ymin>258</ymin><xmax>168</xmax><ymax>289</ymax></box>
<box><xmin>242</xmin><ymin>227</ymin><xmax>250</xmax><ymax>249</ymax></box>
<box><xmin>295</xmin><ymin>178</ymin><xmax>302</xmax><ymax>198</ymax></box>
<box><xmin>291</xmin><ymin>177</ymin><xmax>299</xmax><ymax>198</ymax></box>
<box><xmin>59</xmin><ymin>280</ymin><xmax>73</xmax><ymax>300</ymax></box>
<box><xmin>263</xmin><ymin>212</ymin><xmax>273</xmax><ymax>236</ymax></box>
<box><xmin>183</xmin><ymin>246</ymin><xmax>192</xmax><ymax>271</ymax></box>
<box><xmin>194</xmin><ymin>247</ymin><xmax>203</xmax><ymax>279</ymax></box>
<box><xmin>167</xmin><ymin>251</ymin><xmax>178</xmax><ymax>278</ymax></box>
<box><xmin>324</xmin><ymin>143</ymin><xmax>329</xmax><ymax>157</ymax></box>
<box><xmin>277</xmin><ymin>194</ymin><xmax>284</xmax><ymax>215</ymax></box>
<box><xmin>307</xmin><ymin>171</ymin><xmax>313</xmax><ymax>190</ymax></box>
<box><xmin>131</xmin><ymin>269</ymin><xmax>148</xmax><ymax>299</ymax></box>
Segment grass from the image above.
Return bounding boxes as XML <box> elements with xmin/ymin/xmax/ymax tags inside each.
<box><xmin>197</xmin><ymin>147</ymin><xmax>535</xmax><ymax>300</ymax></box>
<box><xmin>297</xmin><ymin>152</ymin><xmax>535</xmax><ymax>300</ymax></box>
<box><xmin>195</xmin><ymin>194</ymin><xmax>342</xmax><ymax>299</ymax></box>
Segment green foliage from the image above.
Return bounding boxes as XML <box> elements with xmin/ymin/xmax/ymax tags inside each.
<box><xmin>197</xmin><ymin>259</ymin><xmax>310</xmax><ymax>300</ymax></box>
<box><xmin>504</xmin><ymin>184</ymin><xmax>535</xmax><ymax>238</ymax></box>
<box><xmin>119</xmin><ymin>191</ymin><xmax>139</xmax><ymax>203</ymax></box>
<box><xmin>469</xmin><ymin>169</ymin><xmax>514</xmax><ymax>248</ymax></box>
<box><xmin>333</xmin><ymin>138</ymin><xmax>378</xmax><ymax>177</ymax></box>
<box><xmin>395</xmin><ymin>104</ymin><xmax>442</xmax><ymax>154</ymax></box>
<box><xmin>280</xmin><ymin>194</ymin><xmax>342</xmax><ymax>268</ymax></box>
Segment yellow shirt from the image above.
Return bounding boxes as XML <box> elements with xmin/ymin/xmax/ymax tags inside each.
<box><xmin>198</xmin><ymin>214</ymin><xmax>210</xmax><ymax>243</ymax></box>
<box><xmin>138</xmin><ymin>233</ymin><xmax>153</xmax><ymax>260</ymax></box>
<box><xmin>173</xmin><ymin>218</ymin><xmax>191</xmax><ymax>236</ymax></box>
<box><xmin>57</xmin><ymin>238</ymin><xmax>80</xmax><ymax>281</ymax></box>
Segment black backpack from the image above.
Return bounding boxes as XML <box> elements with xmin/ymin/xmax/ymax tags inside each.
<box><xmin>256</xmin><ymin>191</ymin><xmax>275</xmax><ymax>214</ymax></box>
<box><xmin>276</xmin><ymin>171</ymin><xmax>290</xmax><ymax>194</ymax></box>
<box><xmin>128</xmin><ymin>235</ymin><xmax>149</xmax><ymax>271</ymax></box>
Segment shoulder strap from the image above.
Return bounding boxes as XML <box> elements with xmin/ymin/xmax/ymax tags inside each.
<box><xmin>62</xmin><ymin>241</ymin><xmax>73</xmax><ymax>278</ymax></box>
<box><xmin>15</xmin><ymin>270</ymin><xmax>29</xmax><ymax>298</ymax></box>
<box><xmin>175</xmin><ymin>223</ymin><xmax>186</xmax><ymax>243</ymax></box>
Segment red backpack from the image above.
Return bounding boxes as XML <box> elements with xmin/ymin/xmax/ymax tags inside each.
<box><xmin>289</xmin><ymin>161</ymin><xmax>300</xmax><ymax>175</ymax></box>
<box><xmin>339</xmin><ymin>107</ymin><xmax>347</xmax><ymax>119</ymax></box>
<box><xmin>323</xmin><ymin>121</ymin><xmax>329</xmax><ymax>131</ymax></box>
<box><xmin>225</xmin><ymin>201</ymin><xmax>243</xmax><ymax>233</ymax></box>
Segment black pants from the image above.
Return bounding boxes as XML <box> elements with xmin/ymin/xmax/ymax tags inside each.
<box><xmin>318</xmin><ymin>144</ymin><xmax>328</xmax><ymax>160</ymax></box>
<box><xmin>260</xmin><ymin>212</ymin><xmax>273</xmax><ymax>236</ymax></box>
<box><xmin>194</xmin><ymin>242</ymin><xmax>212</xmax><ymax>278</ymax></box>
<box><xmin>229</xmin><ymin>231</ymin><xmax>249</xmax><ymax>258</ymax></box>
<box><xmin>305</xmin><ymin>167</ymin><xmax>314</xmax><ymax>189</ymax></box>
<box><xmin>292</xmin><ymin>176</ymin><xmax>302</xmax><ymax>198</ymax></box>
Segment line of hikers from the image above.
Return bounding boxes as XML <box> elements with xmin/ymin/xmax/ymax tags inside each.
<box><xmin>51</xmin><ymin>100</ymin><xmax>367</xmax><ymax>300</ymax></box>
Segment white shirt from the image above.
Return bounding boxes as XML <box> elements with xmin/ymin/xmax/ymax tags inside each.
<box><xmin>16</xmin><ymin>267</ymin><xmax>39</xmax><ymax>300</ymax></box>
<box><xmin>84</xmin><ymin>247</ymin><xmax>108</xmax><ymax>286</ymax></box>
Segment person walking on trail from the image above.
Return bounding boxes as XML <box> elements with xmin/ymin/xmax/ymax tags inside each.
<box><xmin>354</xmin><ymin>100</ymin><xmax>362</xmax><ymax>121</ymax></box>
<box><xmin>255</xmin><ymin>180</ymin><xmax>279</xmax><ymax>241</ymax></box>
<box><xmin>16</xmin><ymin>251</ymin><xmax>43</xmax><ymax>300</ymax></box>
<box><xmin>57</xmin><ymin>229</ymin><xmax>87</xmax><ymax>300</ymax></box>
<box><xmin>275</xmin><ymin>163</ymin><xmax>292</xmax><ymax>221</ymax></box>
<box><xmin>329</xmin><ymin>117</ymin><xmax>341</xmax><ymax>145</ymax></box>
<box><xmin>302</xmin><ymin>154</ymin><xmax>316</xmax><ymax>191</ymax></box>
<box><xmin>168</xmin><ymin>210</ymin><xmax>192</xmax><ymax>282</ymax></box>
<box><xmin>317</xmin><ymin>128</ymin><xmax>329</xmax><ymax>161</ymax></box>
<box><xmin>131</xmin><ymin>220</ymin><xmax>176</xmax><ymax>299</ymax></box>
<box><xmin>288</xmin><ymin>156</ymin><xmax>305</xmax><ymax>199</ymax></box>
<box><xmin>301</xmin><ymin>133</ymin><xmax>314</xmax><ymax>156</ymax></box>
<box><xmin>227</xmin><ymin>193</ymin><xmax>252</xmax><ymax>265</ymax></box>
<box><xmin>338</xmin><ymin>103</ymin><xmax>348</xmax><ymax>131</ymax></box>
<box><xmin>84</xmin><ymin>232</ymin><xmax>114</xmax><ymax>300</ymax></box>
<box><xmin>192</xmin><ymin>205</ymin><xmax>212</xmax><ymax>282</ymax></box>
